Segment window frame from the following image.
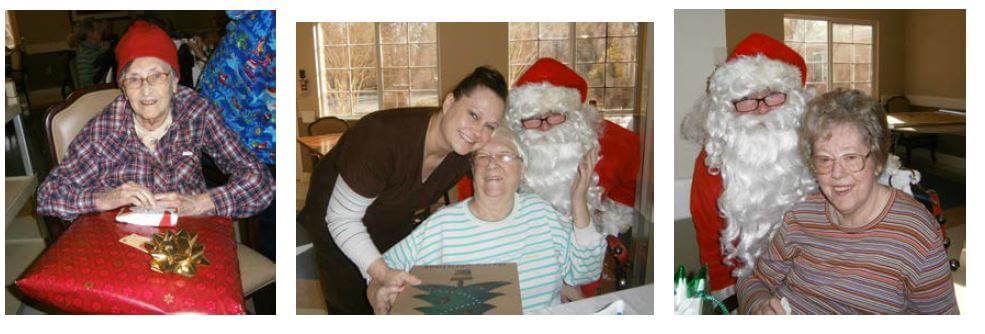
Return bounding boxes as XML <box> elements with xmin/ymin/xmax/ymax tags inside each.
<box><xmin>313</xmin><ymin>22</ymin><xmax>440</xmax><ymax>120</ymax></box>
<box><xmin>783</xmin><ymin>15</ymin><xmax>879</xmax><ymax>100</ymax></box>
<box><xmin>508</xmin><ymin>22</ymin><xmax>644</xmax><ymax>129</ymax></box>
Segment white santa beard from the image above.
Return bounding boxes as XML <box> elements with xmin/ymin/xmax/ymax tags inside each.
<box><xmin>517</xmin><ymin>113</ymin><xmax>605</xmax><ymax>227</ymax></box>
<box><xmin>521</xmin><ymin>141</ymin><xmax>602</xmax><ymax>215</ymax></box>
<box><xmin>713</xmin><ymin>121</ymin><xmax>814</xmax><ymax>277</ymax></box>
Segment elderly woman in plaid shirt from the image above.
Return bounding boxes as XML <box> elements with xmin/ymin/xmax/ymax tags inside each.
<box><xmin>36</xmin><ymin>20</ymin><xmax>273</xmax><ymax>221</ymax></box>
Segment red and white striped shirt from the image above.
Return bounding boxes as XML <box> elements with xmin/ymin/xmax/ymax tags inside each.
<box><xmin>738</xmin><ymin>190</ymin><xmax>958</xmax><ymax>314</ymax></box>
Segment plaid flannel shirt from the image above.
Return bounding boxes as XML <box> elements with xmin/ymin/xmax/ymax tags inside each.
<box><xmin>37</xmin><ymin>85</ymin><xmax>274</xmax><ymax>221</ymax></box>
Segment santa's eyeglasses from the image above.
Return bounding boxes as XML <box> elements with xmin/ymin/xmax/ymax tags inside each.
<box><xmin>732</xmin><ymin>92</ymin><xmax>787</xmax><ymax>112</ymax></box>
<box><xmin>521</xmin><ymin>112</ymin><xmax>567</xmax><ymax>129</ymax></box>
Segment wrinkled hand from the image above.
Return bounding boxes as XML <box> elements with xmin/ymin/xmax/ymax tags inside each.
<box><xmin>370</xmin><ymin>281</ymin><xmax>404</xmax><ymax>315</ymax></box>
<box><xmin>94</xmin><ymin>182</ymin><xmax>156</xmax><ymax>211</ymax></box>
<box><xmin>366</xmin><ymin>258</ymin><xmax>421</xmax><ymax>314</ymax></box>
<box><xmin>153</xmin><ymin>192</ymin><xmax>215</xmax><ymax>217</ymax></box>
<box><xmin>570</xmin><ymin>148</ymin><xmax>597</xmax><ymax>201</ymax></box>
<box><xmin>569</xmin><ymin>149</ymin><xmax>597</xmax><ymax>229</ymax></box>
<box><xmin>560</xmin><ymin>284</ymin><xmax>585</xmax><ymax>303</ymax></box>
<box><xmin>752</xmin><ymin>295</ymin><xmax>786</xmax><ymax>315</ymax></box>
<box><xmin>368</xmin><ymin>268</ymin><xmax>421</xmax><ymax>315</ymax></box>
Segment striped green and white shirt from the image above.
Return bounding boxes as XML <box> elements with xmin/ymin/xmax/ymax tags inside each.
<box><xmin>383</xmin><ymin>192</ymin><xmax>606</xmax><ymax>313</ymax></box>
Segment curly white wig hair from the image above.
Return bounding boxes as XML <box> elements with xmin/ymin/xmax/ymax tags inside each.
<box><xmin>681</xmin><ymin>54</ymin><xmax>816</xmax><ymax>277</ymax></box>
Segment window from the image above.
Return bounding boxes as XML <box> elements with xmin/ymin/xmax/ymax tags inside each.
<box><xmin>784</xmin><ymin>17</ymin><xmax>874</xmax><ymax>96</ymax></box>
<box><xmin>314</xmin><ymin>22</ymin><xmax>439</xmax><ymax>118</ymax></box>
<box><xmin>509</xmin><ymin>23</ymin><xmax>641</xmax><ymax>129</ymax></box>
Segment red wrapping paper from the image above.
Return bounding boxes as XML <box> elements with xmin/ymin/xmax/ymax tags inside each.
<box><xmin>15</xmin><ymin>210</ymin><xmax>245</xmax><ymax>314</ymax></box>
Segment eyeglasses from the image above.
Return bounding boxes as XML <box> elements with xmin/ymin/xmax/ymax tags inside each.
<box><xmin>732</xmin><ymin>92</ymin><xmax>787</xmax><ymax>113</ymax></box>
<box><xmin>811</xmin><ymin>152</ymin><xmax>872</xmax><ymax>175</ymax></box>
<box><xmin>122</xmin><ymin>72</ymin><xmax>171</xmax><ymax>89</ymax></box>
<box><xmin>472</xmin><ymin>152</ymin><xmax>523</xmax><ymax>167</ymax></box>
<box><xmin>521</xmin><ymin>112</ymin><xmax>566</xmax><ymax>129</ymax></box>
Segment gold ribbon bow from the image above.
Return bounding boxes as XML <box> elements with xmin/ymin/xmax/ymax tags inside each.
<box><xmin>144</xmin><ymin>230</ymin><xmax>210</xmax><ymax>278</ymax></box>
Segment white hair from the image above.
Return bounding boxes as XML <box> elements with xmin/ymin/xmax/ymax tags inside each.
<box><xmin>681</xmin><ymin>54</ymin><xmax>816</xmax><ymax>277</ymax></box>
<box><xmin>506</xmin><ymin>83</ymin><xmax>610</xmax><ymax>231</ymax></box>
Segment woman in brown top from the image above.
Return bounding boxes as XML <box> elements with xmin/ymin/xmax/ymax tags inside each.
<box><xmin>299</xmin><ymin>67</ymin><xmax>509</xmax><ymax>314</ymax></box>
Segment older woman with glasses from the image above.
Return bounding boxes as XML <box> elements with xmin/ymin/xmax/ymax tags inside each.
<box><xmin>737</xmin><ymin>89</ymin><xmax>958</xmax><ymax>314</ymax></box>
<box><xmin>368</xmin><ymin>127</ymin><xmax>606</xmax><ymax>314</ymax></box>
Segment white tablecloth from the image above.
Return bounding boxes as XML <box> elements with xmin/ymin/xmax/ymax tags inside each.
<box><xmin>526</xmin><ymin>284</ymin><xmax>653</xmax><ymax>315</ymax></box>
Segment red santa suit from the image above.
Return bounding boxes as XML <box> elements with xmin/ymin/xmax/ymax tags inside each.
<box><xmin>681</xmin><ymin>33</ymin><xmax>815</xmax><ymax>306</ymax></box>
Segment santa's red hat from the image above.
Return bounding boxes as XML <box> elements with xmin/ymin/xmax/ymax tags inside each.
<box><xmin>709</xmin><ymin>33</ymin><xmax>806</xmax><ymax>101</ymax></box>
<box><xmin>115</xmin><ymin>21</ymin><xmax>179</xmax><ymax>81</ymax></box>
<box><xmin>513</xmin><ymin>58</ymin><xmax>588</xmax><ymax>102</ymax></box>
<box><xmin>507</xmin><ymin>58</ymin><xmax>588</xmax><ymax>125</ymax></box>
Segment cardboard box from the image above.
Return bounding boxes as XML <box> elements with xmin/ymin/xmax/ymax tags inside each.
<box><xmin>390</xmin><ymin>263</ymin><xmax>522</xmax><ymax>315</ymax></box>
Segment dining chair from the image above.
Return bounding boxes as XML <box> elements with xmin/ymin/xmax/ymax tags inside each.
<box><xmin>305</xmin><ymin>116</ymin><xmax>349</xmax><ymax>167</ymax></box>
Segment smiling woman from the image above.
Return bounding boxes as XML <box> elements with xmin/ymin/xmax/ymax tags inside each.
<box><xmin>298</xmin><ymin>66</ymin><xmax>509</xmax><ymax>314</ymax></box>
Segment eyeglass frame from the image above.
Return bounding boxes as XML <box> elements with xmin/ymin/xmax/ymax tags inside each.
<box><xmin>471</xmin><ymin>152</ymin><xmax>524</xmax><ymax>167</ymax></box>
<box><xmin>121</xmin><ymin>71</ymin><xmax>172</xmax><ymax>89</ymax></box>
<box><xmin>810</xmin><ymin>151</ymin><xmax>873</xmax><ymax>175</ymax></box>
<box><xmin>731</xmin><ymin>92</ymin><xmax>787</xmax><ymax>113</ymax></box>
<box><xmin>520</xmin><ymin>112</ymin><xmax>567</xmax><ymax>129</ymax></box>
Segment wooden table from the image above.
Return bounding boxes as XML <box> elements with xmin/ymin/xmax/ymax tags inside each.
<box><xmin>5</xmin><ymin>175</ymin><xmax>37</xmax><ymax>227</ymax></box>
<box><xmin>526</xmin><ymin>284</ymin><xmax>654</xmax><ymax>315</ymax></box>
<box><xmin>297</xmin><ymin>133</ymin><xmax>342</xmax><ymax>158</ymax></box>
<box><xmin>887</xmin><ymin>111</ymin><xmax>966</xmax><ymax>135</ymax></box>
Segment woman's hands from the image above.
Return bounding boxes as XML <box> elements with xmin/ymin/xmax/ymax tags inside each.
<box><xmin>570</xmin><ymin>149</ymin><xmax>597</xmax><ymax>229</ymax></box>
<box><xmin>94</xmin><ymin>182</ymin><xmax>157</xmax><ymax>211</ymax></box>
<box><xmin>366</xmin><ymin>258</ymin><xmax>421</xmax><ymax>314</ymax></box>
<box><xmin>153</xmin><ymin>192</ymin><xmax>215</xmax><ymax>216</ymax></box>
<box><xmin>751</xmin><ymin>295</ymin><xmax>787</xmax><ymax>315</ymax></box>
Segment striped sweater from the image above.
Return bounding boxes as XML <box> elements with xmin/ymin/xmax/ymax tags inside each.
<box><xmin>383</xmin><ymin>192</ymin><xmax>606</xmax><ymax>313</ymax></box>
<box><xmin>738</xmin><ymin>190</ymin><xmax>959</xmax><ymax>314</ymax></box>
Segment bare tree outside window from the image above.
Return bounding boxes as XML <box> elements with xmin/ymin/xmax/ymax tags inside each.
<box><xmin>315</xmin><ymin>22</ymin><xmax>439</xmax><ymax>118</ymax></box>
<box><xmin>784</xmin><ymin>17</ymin><xmax>874</xmax><ymax>96</ymax></box>
<box><xmin>509</xmin><ymin>22</ymin><xmax>640</xmax><ymax>130</ymax></box>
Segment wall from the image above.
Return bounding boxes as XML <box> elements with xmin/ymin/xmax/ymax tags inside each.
<box><xmin>436</xmin><ymin>23</ymin><xmax>509</xmax><ymax>97</ymax></box>
<box><xmin>295</xmin><ymin>22</ymin><xmax>319</xmax><ymax>122</ymax></box>
<box><xmin>674</xmin><ymin>10</ymin><xmax>726</xmax><ymax>182</ymax></box>
<box><xmin>673</xmin><ymin>10</ymin><xmax>725</xmax><ymax>269</ymax></box>
<box><xmin>904</xmin><ymin>9</ymin><xmax>965</xmax><ymax>107</ymax></box>
<box><xmin>13</xmin><ymin>11</ymin><xmax>72</xmax><ymax>48</ymax></box>
<box><xmin>725</xmin><ymin>9</ymin><xmax>907</xmax><ymax>100</ymax></box>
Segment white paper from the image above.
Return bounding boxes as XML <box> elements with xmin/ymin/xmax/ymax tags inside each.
<box><xmin>116</xmin><ymin>206</ymin><xmax>179</xmax><ymax>226</ymax></box>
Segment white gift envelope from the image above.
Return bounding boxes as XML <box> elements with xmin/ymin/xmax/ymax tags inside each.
<box><xmin>116</xmin><ymin>206</ymin><xmax>178</xmax><ymax>227</ymax></box>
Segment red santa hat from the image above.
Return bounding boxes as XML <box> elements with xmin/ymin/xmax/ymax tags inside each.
<box><xmin>507</xmin><ymin>58</ymin><xmax>588</xmax><ymax>123</ymax></box>
<box><xmin>709</xmin><ymin>33</ymin><xmax>806</xmax><ymax>101</ymax></box>
<box><xmin>115</xmin><ymin>20</ymin><xmax>180</xmax><ymax>81</ymax></box>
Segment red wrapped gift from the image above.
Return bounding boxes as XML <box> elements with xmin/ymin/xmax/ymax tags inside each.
<box><xmin>15</xmin><ymin>210</ymin><xmax>245</xmax><ymax>314</ymax></box>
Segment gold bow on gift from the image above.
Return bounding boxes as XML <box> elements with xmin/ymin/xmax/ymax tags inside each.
<box><xmin>144</xmin><ymin>230</ymin><xmax>210</xmax><ymax>278</ymax></box>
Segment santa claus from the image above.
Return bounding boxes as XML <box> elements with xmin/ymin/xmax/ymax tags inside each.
<box><xmin>681</xmin><ymin>33</ymin><xmax>815</xmax><ymax>310</ymax></box>
<box><xmin>506</xmin><ymin>57</ymin><xmax>639</xmax><ymax>237</ymax></box>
